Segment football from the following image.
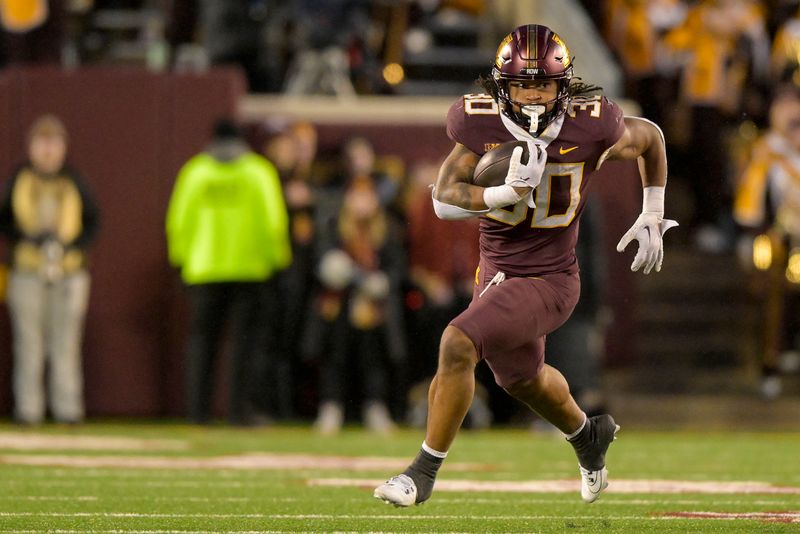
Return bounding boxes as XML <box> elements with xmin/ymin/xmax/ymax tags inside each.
<box><xmin>471</xmin><ymin>141</ymin><xmax>533</xmax><ymax>188</ymax></box>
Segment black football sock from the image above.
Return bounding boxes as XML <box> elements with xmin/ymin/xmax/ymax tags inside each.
<box><xmin>566</xmin><ymin>415</ymin><xmax>603</xmax><ymax>471</ymax></box>
<box><xmin>402</xmin><ymin>442</ymin><xmax>446</xmax><ymax>503</ymax></box>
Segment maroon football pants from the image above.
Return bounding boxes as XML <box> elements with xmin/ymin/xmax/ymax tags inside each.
<box><xmin>450</xmin><ymin>260</ymin><xmax>580</xmax><ymax>388</ymax></box>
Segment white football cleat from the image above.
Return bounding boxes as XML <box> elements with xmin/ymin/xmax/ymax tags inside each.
<box><xmin>572</xmin><ymin>415</ymin><xmax>619</xmax><ymax>503</ymax></box>
<box><xmin>579</xmin><ymin>465</ymin><xmax>608</xmax><ymax>503</ymax></box>
<box><xmin>373</xmin><ymin>474</ymin><xmax>417</xmax><ymax>507</ymax></box>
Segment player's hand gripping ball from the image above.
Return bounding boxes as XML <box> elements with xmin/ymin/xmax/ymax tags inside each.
<box><xmin>472</xmin><ymin>141</ymin><xmax>526</xmax><ymax>187</ymax></box>
<box><xmin>472</xmin><ymin>141</ymin><xmax>546</xmax><ymax>190</ymax></box>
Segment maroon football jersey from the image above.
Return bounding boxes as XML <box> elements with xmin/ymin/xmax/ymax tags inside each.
<box><xmin>446</xmin><ymin>93</ymin><xmax>625</xmax><ymax>277</ymax></box>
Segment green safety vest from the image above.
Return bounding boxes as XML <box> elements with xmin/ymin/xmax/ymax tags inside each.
<box><xmin>166</xmin><ymin>152</ymin><xmax>291</xmax><ymax>284</ymax></box>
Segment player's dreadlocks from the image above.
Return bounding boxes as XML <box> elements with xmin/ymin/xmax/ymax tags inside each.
<box><xmin>476</xmin><ymin>74</ymin><xmax>602</xmax><ymax>101</ymax></box>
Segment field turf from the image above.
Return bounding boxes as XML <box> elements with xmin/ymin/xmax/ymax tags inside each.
<box><xmin>0</xmin><ymin>422</ymin><xmax>798</xmax><ymax>532</ymax></box>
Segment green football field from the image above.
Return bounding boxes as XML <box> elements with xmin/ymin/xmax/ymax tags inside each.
<box><xmin>0</xmin><ymin>422</ymin><xmax>798</xmax><ymax>533</ymax></box>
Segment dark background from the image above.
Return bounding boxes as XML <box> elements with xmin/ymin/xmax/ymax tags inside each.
<box><xmin>0</xmin><ymin>65</ymin><xmax>640</xmax><ymax>418</ymax></box>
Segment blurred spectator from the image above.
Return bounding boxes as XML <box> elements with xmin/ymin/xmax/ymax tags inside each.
<box><xmin>306</xmin><ymin>174</ymin><xmax>406</xmax><ymax>435</ymax></box>
<box><xmin>402</xmin><ymin>161</ymin><xmax>490</xmax><ymax>428</ymax></box>
<box><xmin>313</xmin><ymin>135</ymin><xmax>404</xmax><ymax>253</ymax></box>
<box><xmin>663</xmin><ymin>0</ymin><xmax>769</xmax><ymax>252</ymax></box>
<box><xmin>771</xmin><ymin>5</ymin><xmax>800</xmax><ymax>83</ymax></box>
<box><xmin>604</xmin><ymin>0</ymin><xmax>687</xmax><ymax>126</ymax></box>
<box><xmin>264</xmin><ymin>129</ymin><xmax>300</xmax><ymax>181</ymax></box>
<box><xmin>341</xmin><ymin>136</ymin><xmax>404</xmax><ymax>209</ymax></box>
<box><xmin>257</xmin><ymin>124</ymin><xmax>320</xmax><ymax>418</ymax></box>
<box><xmin>605</xmin><ymin>0</ymin><xmax>657</xmax><ymax>91</ymax></box>
<box><xmin>0</xmin><ymin>114</ymin><xmax>99</xmax><ymax>425</ymax></box>
<box><xmin>404</xmin><ymin>161</ymin><xmax>478</xmax><ymax>379</ymax></box>
<box><xmin>166</xmin><ymin>118</ymin><xmax>291</xmax><ymax>425</ymax></box>
<box><xmin>288</xmin><ymin>121</ymin><xmax>320</xmax><ymax>185</ymax></box>
<box><xmin>733</xmin><ymin>84</ymin><xmax>800</xmax><ymax>398</ymax></box>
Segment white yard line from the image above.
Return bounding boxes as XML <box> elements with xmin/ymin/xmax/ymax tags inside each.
<box><xmin>309</xmin><ymin>477</ymin><xmax>800</xmax><ymax>495</ymax></box>
<box><xmin>0</xmin><ymin>432</ymin><xmax>187</xmax><ymax>451</ymax></box>
<box><xmin>435</xmin><ymin>497</ymin><xmax>800</xmax><ymax>506</ymax></box>
<box><xmin>0</xmin><ymin>511</ymin><xmax>645</xmax><ymax>520</ymax></box>
<box><xmin>0</xmin><ymin>453</ymin><xmax>485</xmax><ymax>472</ymax></box>
<box><xmin>0</xmin><ymin>510</ymin><xmax>796</xmax><ymax>526</ymax></box>
<box><xmin>661</xmin><ymin>511</ymin><xmax>800</xmax><ymax>521</ymax></box>
<box><xmin>2</xmin><ymin>494</ymin><xmax>798</xmax><ymax>506</ymax></box>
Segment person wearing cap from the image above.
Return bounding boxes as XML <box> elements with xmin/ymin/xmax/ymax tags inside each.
<box><xmin>166</xmin><ymin>118</ymin><xmax>291</xmax><ymax>425</ymax></box>
<box><xmin>0</xmin><ymin>114</ymin><xmax>100</xmax><ymax>425</ymax></box>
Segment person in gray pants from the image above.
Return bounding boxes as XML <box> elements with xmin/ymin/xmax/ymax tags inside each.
<box><xmin>0</xmin><ymin>114</ymin><xmax>99</xmax><ymax>425</ymax></box>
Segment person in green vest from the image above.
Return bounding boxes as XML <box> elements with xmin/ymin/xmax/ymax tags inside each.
<box><xmin>166</xmin><ymin>118</ymin><xmax>291</xmax><ymax>425</ymax></box>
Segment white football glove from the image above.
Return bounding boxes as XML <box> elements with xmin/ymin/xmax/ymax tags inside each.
<box><xmin>616</xmin><ymin>186</ymin><xmax>678</xmax><ymax>274</ymax></box>
<box><xmin>616</xmin><ymin>213</ymin><xmax>678</xmax><ymax>274</ymax></box>
<box><xmin>504</xmin><ymin>142</ymin><xmax>547</xmax><ymax>208</ymax></box>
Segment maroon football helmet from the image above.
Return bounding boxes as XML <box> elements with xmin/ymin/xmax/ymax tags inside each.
<box><xmin>492</xmin><ymin>24</ymin><xmax>573</xmax><ymax>134</ymax></box>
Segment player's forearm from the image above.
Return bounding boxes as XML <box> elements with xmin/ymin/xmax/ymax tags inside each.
<box><xmin>640</xmin><ymin>140</ymin><xmax>667</xmax><ymax>189</ymax></box>
<box><xmin>433</xmin><ymin>180</ymin><xmax>489</xmax><ymax>210</ymax></box>
<box><xmin>637</xmin><ymin>119</ymin><xmax>668</xmax><ymax>188</ymax></box>
<box><xmin>434</xmin><ymin>144</ymin><xmax>489</xmax><ymax>210</ymax></box>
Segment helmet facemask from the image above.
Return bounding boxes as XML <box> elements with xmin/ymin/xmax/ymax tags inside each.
<box><xmin>493</xmin><ymin>70</ymin><xmax>572</xmax><ymax>135</ymax></box>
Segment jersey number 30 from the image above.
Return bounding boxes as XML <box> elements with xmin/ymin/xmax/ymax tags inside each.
<box><xmin>487</xmin><ymin>162</ymin><xmax>585</xmax><ymax>228</ymax></box>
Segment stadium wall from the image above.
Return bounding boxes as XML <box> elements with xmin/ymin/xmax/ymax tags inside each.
<box><xmin>0</xmin><ymin>65</ymin><xmax>246</xmax><ymax>417</ymax></box>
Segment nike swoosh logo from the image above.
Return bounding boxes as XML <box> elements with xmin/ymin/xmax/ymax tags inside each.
<box><xmin>559</xmin><ymin>145</ymin><xmax>578</xmax><ymax>155</ymax></box>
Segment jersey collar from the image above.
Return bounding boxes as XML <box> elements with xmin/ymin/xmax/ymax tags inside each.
<box><xmin>500</xmin><ymin>111</ymin><xmax>564</xmax><ymax>149</ymax></box>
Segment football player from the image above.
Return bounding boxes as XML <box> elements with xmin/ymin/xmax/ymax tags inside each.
<box><xmin>374</xmin><ymin>24</ymin><xmax>676</xmax><ymax>506</ymax></box>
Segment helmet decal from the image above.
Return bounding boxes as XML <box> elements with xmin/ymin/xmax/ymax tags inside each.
<box><xmin>494</xmin><ymin>34</ymin><xmax>513</xmax><ymax>68</ymax></box>
<box><xmin>551</xmin><ymin>34</ymin><xmax>571</xmax><ymax>67</ymax></box>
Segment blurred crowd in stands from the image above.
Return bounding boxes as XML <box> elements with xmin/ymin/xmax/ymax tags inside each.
<box><xmin>6</xmin><ymin>1</ymin><xmax>800</xmax><ymax>245</ymax></box>
<box><xmin>3</xmin><ymin>0</ymin><xmax>800</xmax><ymax>425</ymax></box>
